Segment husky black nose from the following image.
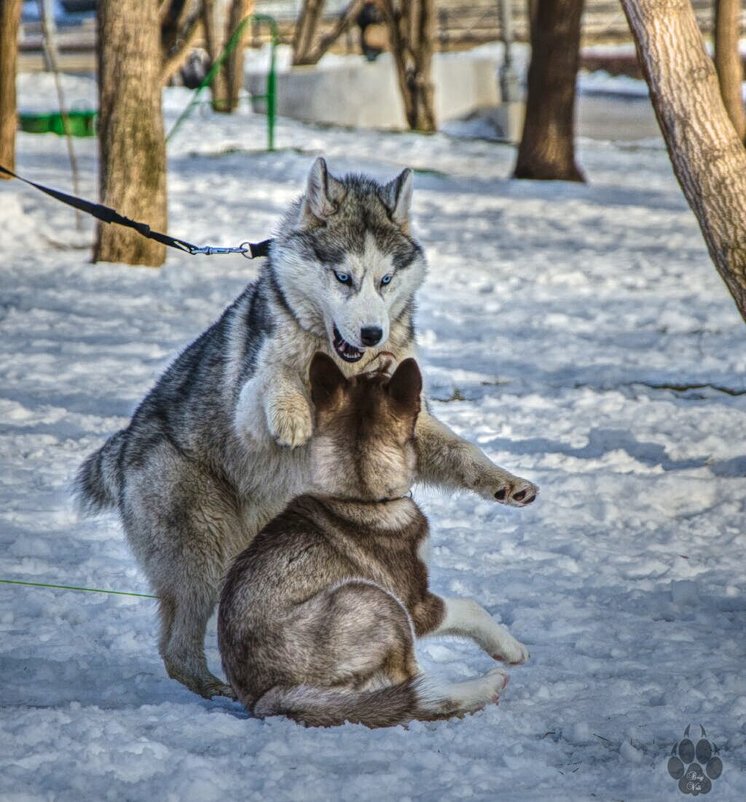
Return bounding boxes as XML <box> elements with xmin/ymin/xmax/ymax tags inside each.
<box><xmin>360</xmin><ymin>326</ymin><xmax>383</xmax><ymax>346</ymax></box>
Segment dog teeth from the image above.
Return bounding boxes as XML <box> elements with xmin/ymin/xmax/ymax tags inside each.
<box><xmin>332</xmin><ymin>326</ymin><xmax>364</xmax><ymax>363</ymax></box>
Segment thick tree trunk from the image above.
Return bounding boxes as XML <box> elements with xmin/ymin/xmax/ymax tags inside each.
<box><xmin>0</xmin><ymin>0</ymin><xmax>21</xmax><ymax>176</ymax></box>
<box><xmin>713</xmin><ymin>0</ymin><xmax>745</xmax><ymax>142</ymax></box>
<box><xmin>381</xmin><ymin>0</ymin><xmax>436</xmax><ymax>132</ymax></box>
<box><xmin>94</xmin><ymin>0</ymin><xmax>167</xmax><ymax>267</ymax></box>
<box><xmin>513</xmin><ymin>0</ymin><xmax>585</xmax><ymax>181</ymax></box>
<box><xmin>621</xmin><ymin>0</ymin><xmax>746</xmax><ymax>322</ymax></box>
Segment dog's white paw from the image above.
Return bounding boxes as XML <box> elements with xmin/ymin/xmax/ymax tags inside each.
<box><xmin>483</xmin><ymin>668</ymin><xmax>510</xmax><ymax>704</ymax></box>
<box><xmin>491</xmin><ymin>634</ymin><xmax>530</xmax><ymax>666</ymax></box>
<box><xmin>267</xmin><ymin>405</ymin><xmax>314</xmax><ymax>448</ymax></box>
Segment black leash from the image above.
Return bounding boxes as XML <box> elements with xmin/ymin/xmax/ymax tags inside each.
<box><xmin>0</xmin><ymin>164</ymin><xmax>272</xmax><ymax>259</ymax></box>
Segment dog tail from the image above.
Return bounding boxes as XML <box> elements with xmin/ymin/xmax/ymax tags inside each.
<box><xmin>252</xmin><ymin>669</ymin><xmax>507</xmax><ymax>728</ymax></box>
<box><xmin>75</xmin><ymin>430</ymin><xmax>127</xmax><ymax>514</ymax></box>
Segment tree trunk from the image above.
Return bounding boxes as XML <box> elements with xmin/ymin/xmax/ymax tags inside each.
<box><xmin>94</xmin><ymin>0</ymin><xmax>167</xmax><ymax>267</ymax></box>
<box><xmin>292</xmin><ymin>0</ymin><xmax>365</xmax><ymax>67</ymax></box>
<box><xmin>223</xmin><ymin>0</ymin><xmax>254</xmax><ymax>112</ymax></box>
<box><xmin>0</xmin><ymin>0</ymin><xmax>21</xmax><ymax>176</ymax></box>
<box><xmin>381</xmin><ymin>0</ymin><xmax>436</xmax><ymax>132</ymax></box>
<box><xmin>714</xmin><ymin>0</ymin><xmax>745</xmax><ymax>142</ymax></box>
<box><xmin>513</xmin><ymin>0</ymin><xmax>585</xmax><ymax>181</ymax></box>
<box><xmin>292</xmin><ymin>0</ymin><xmax>326</xmax><ymax>66</ymax></box>
<box><xmin>160</xmin><ymin>0</ymin><xmax>203</xmax><ymax>85</ymax></box>
<box><xmin>621</xmin><ymin>0</ymin><xmax>746</xmax><ymax>322</ymax></box>
<box><xmin>202</xmin><ymin>0</ymin><xmax>231</xmax><ymax>111</ymax></box>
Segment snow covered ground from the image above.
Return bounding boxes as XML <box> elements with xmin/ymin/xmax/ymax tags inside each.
<box><xmin>2</xmin><ymin>72</ymin><xmax>746</xmax><ymax>801</ymax></box>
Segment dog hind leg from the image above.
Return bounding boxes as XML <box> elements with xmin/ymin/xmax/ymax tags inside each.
<box><xmin>416</xmin><ymin>667</ymin><xmax>510</xmax><ymax>719</ymax></box>
<box><xmin>285</xmin><ymin>580</ymin><xmax>421</xmax><ymax>689</ymax></box>
<box><xmin>244</xmin><ymin>580</ymin><xmax>420</xmax><ymax>725</ymax></box>
<box><xmin>161</xmin><ymin>584</ymin><xmax>235</xmax><ymax>699</ymax></box>
<box><xmin>249</xmin><ymin>582</ymin><xmax>507</xmax><ymax>726</ymax></box>
<box><xmin>122</xmin><ymin>452</ymin><xmax>243</xmax><ymax>698</ymax></box>
<box><xmin>430</xmin><ymin>597</ymin><xmax>529</xmax><ymax>665</ymax></box>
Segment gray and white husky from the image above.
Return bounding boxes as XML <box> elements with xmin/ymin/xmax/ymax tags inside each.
<box><xmin>219</xmin><ymin>353</ymin><xmax>529</xmax><ymax>727</ymax></box>
<box><xmin>76</xmin><ymin>158</ymin><xmax>538</xmax><ymax>699</ymax></box>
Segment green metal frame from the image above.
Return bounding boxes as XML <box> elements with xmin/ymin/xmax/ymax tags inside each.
<box><xmin>166</xmin><ymin>13</ymin><xmax>279</xmax><ymax>151</ymax></box>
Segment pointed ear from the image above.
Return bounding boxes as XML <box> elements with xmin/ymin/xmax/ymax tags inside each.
<box><xmin>381</xmin><ymin>168</ymin><xmax>413</xmax><ymax>231</ymax></box>
<box><xmin>387</xmin><ymin>358</ymin><xmax>422</xmax><ymax>414</ymax></box>
<box><xmin>309</xmin><ymin>352</ymin><xmax>347</xmax><ymax>409</ymax></box>
<box><xmin>301</xmin><ymin>157</ymin><xmax>346</xmax><ymax>225</ymax></box>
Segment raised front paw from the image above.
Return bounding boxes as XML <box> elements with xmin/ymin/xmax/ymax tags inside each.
<box><xmin>266</xmin><ymin>398</ymin><xmax>314</xmax><ymax>448</ymax></box>
<box><xmin>493</xmin><ymin>476</ymin><xmax>538</xmax><ymax>507</ymax></box>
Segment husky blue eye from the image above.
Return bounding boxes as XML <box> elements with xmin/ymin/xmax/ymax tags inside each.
<box><xmin>334</xmin><ymin>271</ymin><xmax>352</xmax><ymax>285</ymax></box>
<box><xmin>380</xmin><ymin>273</ymin><xmax>393</xmax><ymax>287</ymax></box>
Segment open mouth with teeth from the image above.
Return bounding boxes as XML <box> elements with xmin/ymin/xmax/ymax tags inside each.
<box><xmin>332</xmin><ymin>325</ymin><xmax>364</xmax><ymax>363</ymax></box>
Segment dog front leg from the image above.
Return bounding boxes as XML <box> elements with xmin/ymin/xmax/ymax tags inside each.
<box><xmin>235</xmin><ymin>370</ymin><xmax>314</xmax><ymax>448</ymax></box>
<box><xmin>262</xmin><ymin>372</ymin><xmax>314</xmax><ymax>448</ymax></box>
<box><xmin>415</xmin><ymin>409</ymin><xmax>538</xmax><ymax>506</ymax></box>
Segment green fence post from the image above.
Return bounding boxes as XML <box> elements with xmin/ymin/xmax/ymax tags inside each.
<box><xmin>253</xmin><ymin>14</ymin><xmax>279</xmax><ymax>152</ymax></box>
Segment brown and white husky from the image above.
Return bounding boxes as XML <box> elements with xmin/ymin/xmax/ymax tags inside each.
<box><xmin>218</xmin><ymin>353</ymin><xmax>529</xmax><ymax>727</ymax></box>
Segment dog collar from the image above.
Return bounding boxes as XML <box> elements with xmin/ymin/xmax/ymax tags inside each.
<box><xmin>321</xmin><ymin>491</ymin><xmax>413</xmax><ymax>506</ymax></box>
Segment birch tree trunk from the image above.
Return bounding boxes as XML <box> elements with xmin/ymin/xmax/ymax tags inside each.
<box><xmin>513</xmin><ymin>0</ymin><xmax>585</xmax><ymax>181</ymax></box>
<box><xmin>94</xmin><ymin>0</ymin><xmax>167</xmax><ymax>267</ymax></box>
<box><xmin>713</xmin><ymin>0</ymin><xmax>745</xmax><ymax>142</ymax></box>
<box><xmin>0</xmin><ymin>0</ymin><xmax>21</xmax><ymax>176</ymax></box>
<box><xmin>621</xmin><ymin>0</ymin><xmax>746</xmax><ymax>322</ymax></box>
<box><xmin>380</xmin><ymin>0</ymin><xmax>436</xmax><ymax>132</ymax></box>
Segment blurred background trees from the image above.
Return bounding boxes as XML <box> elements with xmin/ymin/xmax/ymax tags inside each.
<box><xmin>7</xmin><ymin>0</ymin><xmax>746</xmax><ymax>282</ymax></box>
<box><xmin>160</xmin><ymin>0</ymin><xmax>255</xmax><ymax>111</ymax></box>
<box><xmin>380</xmin><ymin>0</ymin><xmax>436</xmax><ymax>132</ymax></box>
<box><xmin>292</xmin><ymin>0</ymin><xmax>363</xmax><ymax>66</ymax></box>
<box><xmin>202</xmin><ymin>0</ymin><xmax>254</xmax><ymax>112</ymax></box>
<box><xmin>291</xmin><ymin>0</ymin><xmax>437</xmax><ymax>132</ymax></box>
<box><xmin>161</xmin><ymin>0</ymin><xmax>204</xmax><ymax>85</ymax></box>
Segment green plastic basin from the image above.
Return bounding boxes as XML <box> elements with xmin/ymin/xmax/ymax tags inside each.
<box><xmin>19</xmin><ymin>110</ymin><xmax>97</xmax><ymax>137</ymax></box>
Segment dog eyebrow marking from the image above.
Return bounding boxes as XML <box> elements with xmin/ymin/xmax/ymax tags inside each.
<box><xmin>312</xmin><ymin>241</ymin><xmax>346</xmax><ymax>266</ymax></box>
<box><xmin>392</xmin><ymin>245</ymin><xmax>421</xmax><ymax>271</ymax></box>
<box><xmin>363</xmin><ymin>225</ymin><xmax>421</xmax><ymax>272</ymax></box>
<box><xmin>288</xmin><ymin>231</ymin><xmax>346</xmax><ymax>267</ymax></box>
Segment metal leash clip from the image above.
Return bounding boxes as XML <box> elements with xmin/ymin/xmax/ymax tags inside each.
<box><xmin>188</xmin><ymin>243</ymin><xmax>253</xmax><ymax>257</ymax></box>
